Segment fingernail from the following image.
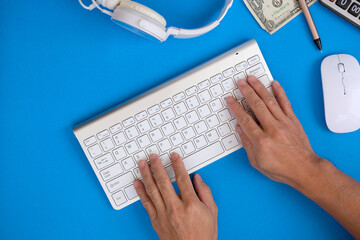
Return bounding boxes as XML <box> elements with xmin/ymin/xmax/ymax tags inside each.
<box><xmin>238</xmin><ymin>79</ymin><xmax>247</xmax><ymax>86</ymax></box>
<box><xmin>171</xmin><ymin>152</ymin><xmax>179</xmax><ymax>160</ymax></box>
<box><xmin>227</xmin><ymin>96</ymin><xmax>236</xmax><ymax>104</ymax></box>
<box><xmin>273</xmin><ymin>81</ymin><xmax>280</xmax><ymax>87</ymax></box>
<box><xmin>248</xmin><ymin>76</ymin><xmax>257</xmax><ymax>83</ymax></box>
<box><xmin>139</xmin><ymin>160</ymin><xmax>146</xmax><ymax>169</ymax></box>
<box><xmin>236</xmin><ymin>125</ymin><xmax>243</xmax><ymax>134</ymax></box>
<box><xmin>149</xmin><ymin>154</ymin><xmax>157</xmax><ymax>162</ymax></box>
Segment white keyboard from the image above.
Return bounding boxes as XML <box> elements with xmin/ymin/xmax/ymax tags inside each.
<box><xmin>73</xmin><ymin>39</ymin><xmax>274</xmax><ymax>210</ymax></box>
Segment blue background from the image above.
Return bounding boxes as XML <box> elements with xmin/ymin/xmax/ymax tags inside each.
<box><xmin>1</xmin><ymin>0</ymin><xmax>359</xmax><ymax>239</ymax></box>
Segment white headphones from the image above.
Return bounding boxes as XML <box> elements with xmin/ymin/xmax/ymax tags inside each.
<box><xmin>78</xmin><ymin>0</ymin><xmax>233</xmax><ymax>42</ymax></box>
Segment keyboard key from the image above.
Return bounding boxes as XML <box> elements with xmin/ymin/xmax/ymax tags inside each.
<box><xmin>194</xmin><ymin>135</ymin><xmax>207</xmax><ymax>149</ymax></box>
<box><xmin>97</xmin><ymin>130</ymin><xmax>110</xmax><ymax>140</ymax></box>
<box><xmin>149</xmin><ymin>114</ymin><xmax>163</xmax><ymax>127</ymax></box>
<box><xmin>234</xmin><ymin>72</ymin><xmax>246</xmax><ymax>83</ymax></box>
<box><xmin>222</xmin><ymin>93</ymin><xmax>232</xmax><ymax>105</ymax></box>
<box><xmin>159</xmin><ymin>153</ymin><xmax>171</xmax><ymax>166</ymax></box>
<box><xmin>107</xmin><ymin>172</ymin><xmax>135</xmax><ymax>193</ymax></box>
<box><xmin>110</xmin><ymin>123</ymin><xmax>122</xmax><ymax>134</ymax></box>
<box><xmin>174</xmin><ymin>102</ymin><xmax>188</xmax><ymax>115</ymax></box>
<box><xmin>137</xmin><ymin>135</ymin><xmax>151</xmax><ymax>148</ymax></box>
<box><xmin>235</xmin><ymin>61</ymin><xmax>247</xmax><ymax>72</ymax></box>
<box><xmin>336</xmin><ymin>0</ymin><xmax>351</xmax><ymax>9</ymax></box>
<box><xmin>198</xmin><ymin>80</ymin><xmax>210</xmax><ymax>89</ymax></box>
<box><xmin>100</xmin><ymin>138</ymin><xmax>115</xmax><ymax>151</ymax></box>
<box><xmin>170</xmin><ymin>147</ymin><xmax>183</xmax><ymax>157</ymax></box>
<box><xmin>88</xmin><ymin>144</ymin><xmax>102</xmax><ymax>158</ymax></box>
<box><xmin>84</xmin><ymin>136</ymin><xmax>96</xmax><ymax>146</ymax></box>
<box><xmin>218</xmin><ymin>109</ymin><xmax>232</xmax><ymax>122</ymax></box>
<box><xmin>113</xmin><ymin>147</ymin><xmax>127</xmax><ymax>160</ymax></box>
<box><xmin>148</xmin><ymin>104</ymin><xmax>160</xmax><ymax>115</ymax></box>
<box><xmin>229</xmin><ymin>118</ymin><xmax>238</xmax><ymax>131</ymax></box>
<box><xmin>134</xmin><ymin>151</ymin><xmax>147</xmax><ymax>163</ymax></box>
<box><xmin>173</xmin><ymin>92</ymin><xmax>185</xmax><ymax>102</ymax></box>
<box><xmin>186</xmin><ymin>86</ymin><xmax>198</xmax><ymax>96</ymax></box>
<box><xmin>198</xmin><ymin>105</ymin><xmax>211</xmax><ymax>118</ymax></box>
<box><xmin>182</xmin><ymin>142</ymin><xmax>196</xmax><ymax>155</ymax></box>
<box><xmin>133</xmin><ymin>168</ymin><xmax>141</xmax><ymax>179</ymax></box>
<box><xmin>165</xmin><ymin>165</ymin><xmax>176</xmax><ymax>179</ymax></box>
<box><xmin>185</xmin><ymin>111</ymin><xmax>199</xmax><ymax>124</ymax></box>
<box><xmin>112</xmin><ymin>191</ymin><xmax>127</xmax><ymax>206</ymax></box>
<box><xmin>210</xmin><ymin>84</ymin><xmax>224</xmax><ymax>98</ymax></box>
<box><xmin>198</xmin><ymin>90</ymin><xmax>211</xmax><ymax>103</ymax></box>
<box><xmin>258</xmin><ymin>74</ymin><xmax>271</xmax><ymax>86</ymax></box>
<box><xmin>146</xmin><ymin>145</ymin><xmax>160</xmax><ymax>155</ymax></box>
<box><xmin>124</xmin><ymin>185</ymin><xmax>138</xmax><ymax>200</ymax></box>
<box><xmin>149</xmin><ymin>129</ymin><xmax>163</xmax><ymax>142</ymax></box>
<box><xmin>182</xmin><ymin>142</ymin><xmax>224</xmax><ymax>171</ymax></box>
<box><xmin>137</xmin><ymin>120</ymin><xmax>151</xmax><ymax>133</ymax></box>
<box><xmin>174</xmin><ymin>116</ymin><xmax>187</xmax><ymax>130</ymax></box>
<box><xmin>210</xmin><ymin>73</ymin><xmax>222</xmax><ymax>83</ymax></box>
<box><xmin>182</xmin><ymin>126</ymin><xmax>196</xmax><ymax>140</ymax></box>
<box><xmin>94</xmin><ymin>153</ymin><xmax>115</xmax><ymax>169</ymax></box>
<box><xmin>194</xmin><ymin>121</ymin><xmax>208</xmax><ymax>134</ymax></box>
<box><xmin>223</xmin><ymin>67</ymin><xmax>235</xmax><ymax>78</ymax></box>
<box><xmin>162</xmin><ymin>108</ymin><xmax>176</xmax><ymax>121</ymax></box>
<box><xmin>161</xmin><ymin>122</ymin><xmax>175</xmax><ymax>136</ymax></box>
<box><xmin>209</xmin><ymin>99</ymin><xmax>223</xmax><ymax>112</ymax></box>
<box><xmin>242</xmin><ymin>99</ymin><xmax>250</xmax><ymax>110</ymax></box>
<box><xmin>159</xmin><ymin>139</ymin><xmax>172</xmax><ymax>152</ymax></box>
<box><xmin>125</xmin><ymin>126</ymin><xmax>139</xmax><ymax>139</ymax></box>
<box><xmin>122</xmin><ymin>117</ymin><xmax>135</xmax><ymax>128</ymax></box>
<box><xmin>100</xmin><ymin>163</ymin><xmax>123</xmax><ymax>181</ymax></box>
<box><xmin>186</xmin><ymin>96</ymin><xmax>200</xmax><ymax>109</ymax></box>
<box><xmin>122</xmin><ymin>157</ymin><xmax>135</xmax><ymax>171</ymax></box>
<box><xmin>222</xmin><ymin>78</ymin><xmax>236</xmax><ymax>91</ymax></box>
<box><xmin>218</xmin><ymin>123</ymin><xmax>231</xmax><ymax>137</ymax></box>
<box><xmin>233</xmin><ymin>89</ymin><xmax>244</xmax><ymax>100</ymax></box>
<box><xmin>348</xmin><ymin>2</ymin><xmax>360</xmax><ymax>16</ymax></box>
<box><xmin>161</xmin><ymin>98</ymin><xmax>173</xmax><ymax>108</ymax></box>
<box><xmin>125</xmin><ymin>141</ymin><xmax>138</xmax><ymax>154</ymax></box>
<box><xmin>206</xmin><ymin>115</ymin><xmax>220</xmax><ymax>128</ymax></box>
<box><xmin>206</xmin><ymin>129</ymin><xmax>219</xmax><ymax>142</ymax></box>
<box><xmin>246</xmin><ymin>63</ymin><xmax>265</xmax><ymax>78</ymax></box>
<box><xmin>135</xmin><ymin>111</ymin><xmax>148</xmax><ymax>121</ymax></box>
<box><xmin>222</xmin><ymin>134</ymin><xmax>239</xmax><ymax>150</ymax></box>
<box><xmin>248</xmin><ymin>55</ymin><xmax>260</xmax><ymax>65</ymax></box>
<box><xmin>170</xmin><ymin>133</ymin><xmax>184</xmax><ymax>146</ymax></box>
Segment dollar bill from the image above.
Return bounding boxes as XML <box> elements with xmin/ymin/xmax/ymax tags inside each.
<box><xmin>244</xmin><ymin>0</ymin><xmax>317</xmax><ymax>34</ymax></box>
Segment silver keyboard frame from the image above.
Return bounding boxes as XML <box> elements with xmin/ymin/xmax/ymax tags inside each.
<box><xmin>73</xmin><ymin>39</ymin><xmax>273</xmax><ymax>210</ymax></box>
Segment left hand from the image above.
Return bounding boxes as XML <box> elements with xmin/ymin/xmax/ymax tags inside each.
<box><xmin>134</xmin><ymin>153</ymin><xmax>218</xmax><ymax>240</ymax></box>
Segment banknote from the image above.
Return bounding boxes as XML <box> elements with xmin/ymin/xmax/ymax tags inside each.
<box><xmin>244</xmin><ymin>0</ymin><xmax>317</xmax><ymax>34</ymax></box>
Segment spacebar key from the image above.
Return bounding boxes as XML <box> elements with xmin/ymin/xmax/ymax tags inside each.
<box><xmin>183</xmin><ymin>142</ymin><xmax>224</xmax><ymax>172</ymax></box>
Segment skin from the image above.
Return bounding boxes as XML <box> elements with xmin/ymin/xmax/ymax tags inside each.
<box><xmin>134</xmin><ymin>75</ymin><xmax>360</xmax><ymax>240</ymax></box>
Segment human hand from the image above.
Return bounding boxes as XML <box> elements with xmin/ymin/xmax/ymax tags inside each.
<box><xmin>226</xmin><ymin>76</ymin><xmax>323</xmax><ymax>188</ymax></box>
<box><xmin>134</xmin><ymin>153</ymin><xmax>218</xmax><ymax>240</ymax></box>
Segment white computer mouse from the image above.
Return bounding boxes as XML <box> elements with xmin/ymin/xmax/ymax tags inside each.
<box><xmin>321</xmin><ymin>54</ymin><xmax>360</xmax><ymax>133</ymax></box>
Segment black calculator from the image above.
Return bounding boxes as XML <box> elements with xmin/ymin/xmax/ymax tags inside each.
<box><xmin>320</xmin><ymin>0</ymin><xmax>360</xmax><ymax>28</ymax></box>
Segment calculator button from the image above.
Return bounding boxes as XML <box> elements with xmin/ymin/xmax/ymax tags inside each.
<box><xmin>348</xmin><ymin>2</ymin><xmax>360</xmax><ymax>17</ymax></box>
<box><xmin>336</xmin><ymin>0</ymin><xmax>351</xmax><ymax>10</ymax></box>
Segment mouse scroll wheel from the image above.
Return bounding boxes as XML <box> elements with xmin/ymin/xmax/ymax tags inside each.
<box><xmin>338</xmin><ymin>63</ymin><xmax>345</xmax><ymax>73</ymax></box>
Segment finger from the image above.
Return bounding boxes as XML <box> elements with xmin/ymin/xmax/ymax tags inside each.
<box><xmin>138</xmin><ymin>160</ymin><xmax>165</xmax><ymax>211</ymax></box>
<box><xmin>247</xmin><ymin>76</ymin><xmax>286</xmax><ymax>121</ymax></box>
<box><xmin>227</xmin><ymin>96</ymin><xmax>263</xmax><ymax>141</ymax></box>
<box><xmin>134</xmin><ymin>180</ymin><xmax>157</xmax><ymax>220</ymax></box>
<box><xmin>237</xmin><ymin>78</ymin><xmax>275</xmax><ymax>127</ymax></box>
<box><xmin>149</xmin><ymin>154</ymin><xmax>181</xmax><ymax>207</ymax></box>
<box><xmin>193</xmin><ymin>174</ymin><xmax>218</xmax><ymax>215</ymax></box>
<box><xmin>170</xmin><ymin>152</ymin><xmax>197</xmax><ymax>201</ymax></box>
<box><xmin>271</xmin><ymin>81</ymin><xmax>296</xmax><ymax>119</ymax></box>
<box><xmin>236</xmin><ymin>125</ymin><xmax>256</xmax><ymax>168</ymax></box>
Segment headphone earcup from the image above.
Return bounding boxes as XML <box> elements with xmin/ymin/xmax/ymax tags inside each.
<box><xmin>117</xmin><ymin>0</ymin><xmax>167</xmax><ymax>27</ymax></box>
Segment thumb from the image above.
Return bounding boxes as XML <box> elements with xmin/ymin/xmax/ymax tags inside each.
<box><xmin>193</xmin><ymin>174</ymin><xmax>218</xmax><ymax>215</ymax></box>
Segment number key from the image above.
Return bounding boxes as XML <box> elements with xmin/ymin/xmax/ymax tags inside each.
<box><xmin>348</xmin><ymin>2</ymin><xmax>360</xmax><ymax>17</ymax></box>
<box><xmin>336</xmin><ymin>0</ymin><xmax>351</xmax><ymax>9</ymax></box>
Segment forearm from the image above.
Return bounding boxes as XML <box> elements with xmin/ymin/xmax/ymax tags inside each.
<box><xmin>293</xmin><ymin>158</ymin><xmax>360</xmax><ymax>239</ymax></box>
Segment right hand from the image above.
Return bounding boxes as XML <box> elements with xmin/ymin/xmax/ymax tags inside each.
<box><xmin>226</xmin><ymin>76</ymin><xmax>323</xmax><ymax>188</ymax></box>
